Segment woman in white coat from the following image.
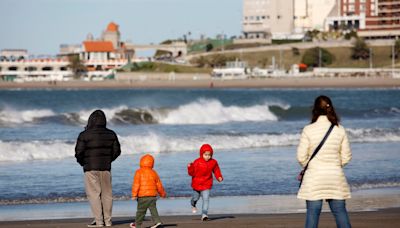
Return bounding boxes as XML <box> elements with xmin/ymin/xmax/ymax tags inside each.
<box><xmin>297</xmin><ymin>95</ymin><xmax>352</xmax><ymax>228</ymax></box>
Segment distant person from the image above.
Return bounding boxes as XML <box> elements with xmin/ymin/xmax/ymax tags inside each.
<box><xmin>188</xmin><ymin>144</ymin><xmax>223</xmax><ymax>221</ymax></box>
<box><xmin>130</xmin><ymin>154</ymin><xmax>166</xmax><ymax>228</ymax></box>
<box><xmin>297</xmin><ymin>96</ymin><xmax>352</xmax><ymax>228</ymax></box>
<box><xmin>75</xmin><ymin>110</ymin><xmax>121</xmax><ymax>227</ymax></box>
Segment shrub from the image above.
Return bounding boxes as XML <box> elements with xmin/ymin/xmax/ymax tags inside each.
<box><xmin>351</xmin><ymin>38</ymin><xmax>369</xmax><ymax>60</ymax></box>
<box><xmin>301</xmin><ymin>47</ymin><xmax>334</xmax><ymax>67</ymax></box>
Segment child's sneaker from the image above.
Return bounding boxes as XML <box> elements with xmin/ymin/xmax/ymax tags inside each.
<box><xmin>201</xmin><ymin>214</ymin><xmax>209</xmax><ymax>221</ymax></box>
<box><xmin>129</xmin><ymin>223</ymin><xmax>136</xmax><ymax>228</ymax></box>
<box><xmin>150</xmin><ymin>222</ymin><xmax>162</xmax><ymax>228</ymax></box>
<box><xmin>191</xmin><ymin>206</ymin><xmax>197</xmax><ymax>214</ymax></box>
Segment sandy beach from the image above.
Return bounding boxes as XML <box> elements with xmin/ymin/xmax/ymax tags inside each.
<box><xmin>1</xmin><ymin>76</ymin><xmax>400</xmax><ymax>89</ymax></box>
<box><xmin>0</xmin><ymin>208</ymin><xmax>399</xmax><ymax>228</ymax></box>
<box><xmin>1</xmin><ymin>188</ymin><xmax>400</xmax><ymax>227</ymax></box>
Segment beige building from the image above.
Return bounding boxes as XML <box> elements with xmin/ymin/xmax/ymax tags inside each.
<box><xmin>295</xmin><ymin>0</ymin><xmax>340</xmax><ymax>32</ymax></box>
<box><xmin>101</xmin><ymin>22</ymin><xmax>121</xmax><ymax>49</ymax></box>
<box><xmin>242</xmin><ymin>0</ymin><xmax>295</xmax><ymax>39</ymax></box>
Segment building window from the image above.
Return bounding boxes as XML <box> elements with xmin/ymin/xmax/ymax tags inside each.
<box><xmin>355</xmin><ymin>20</ymin><xmax>360</xmax><ymax>29</ymax></box>
<box><xmin>261</xmin><ymin>16</ymin><xmax>266</xmax><ymax>19</ymax></box>
<box><xmin>256</xmin><ymin>16</ymin><xmax>260</xmax><ymax>21</ymax></box>
<box><xmin>245</xmin><ymin>16</ymin><xmax>248</xmax><ymax>20</ymax></box>
<box><xmin>25</xmin><ymin>66</ymin><xmax>37</xmax><ymax>71</ymax></box>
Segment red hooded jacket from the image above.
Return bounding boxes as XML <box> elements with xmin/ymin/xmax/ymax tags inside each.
<box><xmin>188</xmin><ymin>144</ymin><xmax>223</xmax><ymax>191</ymax></box>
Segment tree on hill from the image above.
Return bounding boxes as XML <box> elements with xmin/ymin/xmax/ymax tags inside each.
<box><xmin>392</xmin><ymin>39</ymin><xmax>400</xmax><ymax>59</ymax></box>
<box><xmin>68</xmin><ymin>55</ymin><xmax>86</xmax><ymax>79</ymax></box>
<box><xmin>206</xmin><ymin>43</ymin><xmax>214</xmax><ymax>52</ymax></box>
<box><xmin>351</xmin><ymin>38</ymin><xmax>370</xmax><ymax>60</ymax></box>
<box><xmin>301</xmin><ymin>47</ymin><xmax>334</xmax><ymax>67</ymax></box>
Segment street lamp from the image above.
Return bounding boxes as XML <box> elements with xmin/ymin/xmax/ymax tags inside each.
<box><xmin>392</xmin><ymin>41</ymin><xmax>395</xmax><ymax>77</ymax></box>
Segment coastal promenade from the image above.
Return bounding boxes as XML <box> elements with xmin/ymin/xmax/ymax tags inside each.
<box><xmin>1</xmin><ymin>76</ymin><xmax>400</xmax><ymax>89</ymax></box>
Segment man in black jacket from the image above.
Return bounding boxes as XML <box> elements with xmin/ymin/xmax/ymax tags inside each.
<box><xmin>75</xmin><ymin>110</ymin><xmax>121</xmax><ymax>227</ymax></box>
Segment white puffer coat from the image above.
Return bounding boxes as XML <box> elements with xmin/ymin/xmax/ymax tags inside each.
<box><xmin>297</xmin><ymin>115</ymin><xmax>352</xmax><ymax>200</ymax></box>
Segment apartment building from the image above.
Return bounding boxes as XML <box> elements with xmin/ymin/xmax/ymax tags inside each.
<box><xmin>242</xmin><ymin>0</ymin><xmax>294</xmax><ymax>39</ymax></box>
<box><xmin>326</xmin><ymin>0</ymin><xmax>400</xmax><ymax>38</ymax></box>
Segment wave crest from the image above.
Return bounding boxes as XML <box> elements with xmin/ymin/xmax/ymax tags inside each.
<box><xmin>0</xmin><ymin>107</ymin><xmax>55</xmax><ymax>124</ymax></box>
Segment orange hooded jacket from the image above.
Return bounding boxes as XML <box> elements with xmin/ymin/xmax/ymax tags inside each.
<box><xmin>131</xmin><ymin>154</ymin><xmax>166</xmax><ymax>198</ymax></box>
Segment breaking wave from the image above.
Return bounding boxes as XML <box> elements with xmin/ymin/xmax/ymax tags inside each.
<box><xmin>0</xmin><ymin>99</ymin><xmax>287</xmax><ymax>125</ymax></box>
<box><xmin>1</xmin><ymin>127</ymin><xmax>400</xmax><ymax>162</ymax></box>
<box><xmin>0</xmin><ymin>107</ymin><xmax>55</xmax><ymax>125</ymax></box>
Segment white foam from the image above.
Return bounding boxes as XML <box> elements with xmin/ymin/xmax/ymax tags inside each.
<box><xmin>0</xmin><ymin>140</ymin><xmax>74</xmax><ymax>162</ymax></box>
<box><xmin>1</xmin><ymin>126</ymin><xmax>400</xmax><ymax>162</ymax></box>
<box><xmin>351</xmin><ymin>182</ymin><xmax>400</xmax><ymax>191</ymax></box>
<box><xmin>0</xmin><ymin>107</ymin><xmax>55</xmax><ymax>124</ymax></box>
<box><xmin>0</xmin><ymin>133</ymin><xmax>300</xmax><ymax>162</ymax></box>
<box><xmin>347</xmin><ymin>128</ymin><xmax>400</xmax><ymax>142</ymax></box>
<box><xmin>75</xmin><ymin>105</ymin><xmax>129</xmax><ymax>123</ymax></box>
<box><xmin>157</xmin><ymin>99</ymin><xmax>282</xmax><ymax>124</ymax></box>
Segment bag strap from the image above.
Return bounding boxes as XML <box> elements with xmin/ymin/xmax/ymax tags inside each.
<box><xmin>303</xmin><ymin>124</ymin><xmax>335</xmax><ymax>171</ymax></box>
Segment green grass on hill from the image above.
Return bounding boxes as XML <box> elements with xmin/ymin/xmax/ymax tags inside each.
<box><xmin>117</xmin><ymin>62</ymin><xmax>211</xmax><ymax>73</ymax></box>
<box><xmin>195</xmin><ymin>46</ymin><xmax>399</xmax><ymax>69</ymax></box>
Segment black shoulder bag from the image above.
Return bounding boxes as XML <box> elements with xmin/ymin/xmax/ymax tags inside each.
<box><xmin>297</xmin><ymin>124</ymin><xmax>335</xmax><ymax>188</ymax></box>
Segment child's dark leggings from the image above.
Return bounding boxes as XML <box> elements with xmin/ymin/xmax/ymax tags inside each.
<box><xmin>135</xmin><ymin>197</ymin><xmax>161</xmax><ymax>228</ymax></box>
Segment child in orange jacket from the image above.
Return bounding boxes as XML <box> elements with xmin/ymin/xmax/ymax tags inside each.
<box><xmin>130</xmin><ymin>154</ymin><xmax>166</xmax><ymax>228</ymax></box>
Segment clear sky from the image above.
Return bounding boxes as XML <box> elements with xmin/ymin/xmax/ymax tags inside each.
<box><xmin>0</xmin><ymin>0</ymin><xmax>243</xmax><ymax>55</ymax></box>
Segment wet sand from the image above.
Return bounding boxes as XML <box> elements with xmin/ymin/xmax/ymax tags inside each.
<box><xmin>1</xmin><ymin>76</ymin><xmax>400</xmax><ymax>89</ymax></box>
<box><xmin>0</xmin><ymin>208</ymin><xmax>399</xmax><ymax>228</ymax></box>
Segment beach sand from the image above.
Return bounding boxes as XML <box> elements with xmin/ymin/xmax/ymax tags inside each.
<box><xmin>0</xmin><ymin>208</ymin><xmax>399</xmax><ymax>228</ymax></box>
<box><xmin>1</xmin><ymin>76</ymin><xmax>400</xmax><ymax>89</ymax></box>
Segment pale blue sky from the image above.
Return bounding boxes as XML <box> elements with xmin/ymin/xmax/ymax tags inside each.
<box><xmin>0</xmin><ymin>0</ymin><xmax>243</xmax><ymax>55</ymax></box>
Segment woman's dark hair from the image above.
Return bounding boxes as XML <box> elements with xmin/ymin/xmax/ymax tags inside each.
<box><xmin>311</xmin><ymin>95</ymin><xmax>340</xmax><ymax>126</ymax></box>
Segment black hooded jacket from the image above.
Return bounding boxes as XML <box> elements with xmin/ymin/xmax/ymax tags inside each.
<box><xmin>75</xmin><ymin>110</ymin><xmax>121</xmax><ymax>172</ymax></box>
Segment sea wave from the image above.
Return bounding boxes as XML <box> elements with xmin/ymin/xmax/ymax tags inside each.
<box><xmin>1</xmin><ymin>101</ymin><xmax>399</xmax><ymax>126</ymax></box>
<box><xmin>157</xmin><ymin>99</ymin><xmax>284</xmax><ymax>124</ymax></box>
<box><xmin>0</xmin><ymin>107</ymin><xmax>55</xmax><ymax>124</ymax></box>
<box><xmin>0</xmin><ymin>133</ymin><xmax>300</xmax><ymax>162</ymax></box>
<box><xmin>0</xmin><ymin>99</ymin><xmax>286</xmax><ymax>125</ymax></box>
<box><xmin>350</xmin><ymin>181</ymin><xmax>400</xmax><ymax>191</ymax></box>
<box><xmin>1</xmin><ymin>127</ymin><xmax>400</xmax><ymax>162</ymax></box>
<box><xmin>347</xmin><ymin>128</ymin><xmax>400</xmax><ymax>142</ymax></box>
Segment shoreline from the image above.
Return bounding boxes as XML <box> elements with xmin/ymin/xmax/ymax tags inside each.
<box><xmin>1</xmin><ymin>187</ymin><xmax>399</xmax><ymax>222</ymax></box>
<box><xmin>1</xmin><ymin>76</ymin><xmax>400</xmax><ymax>89</ymax></box>
<box><xmin>1</xmin><ymin>208</ymin><xmax>399</xmax><ymax>228</ymax></box>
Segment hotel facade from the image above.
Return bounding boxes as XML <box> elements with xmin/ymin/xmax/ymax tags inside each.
<box><xmin>242</xmin><ymin>0</ymin><xmax>400</xmax><ymax>39</ymax></box>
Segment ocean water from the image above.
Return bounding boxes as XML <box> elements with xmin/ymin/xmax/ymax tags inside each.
<box><xmin>0</xmin><ymin>88</ymin><xmax>399</xmax><ymax>205</ymax></box>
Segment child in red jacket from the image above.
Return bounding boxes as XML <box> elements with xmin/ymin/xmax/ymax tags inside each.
<box><xmin>187</xmin><ymin>144</ymin><xmax>223</xmax><ymax>221</ymax></box>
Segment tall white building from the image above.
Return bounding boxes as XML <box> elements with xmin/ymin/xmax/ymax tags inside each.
<box><xmin>242</xmin><ymin>0</ymin><xmax>295</xmax><ymax>39</ymax></box>
<box><xmin>294</xmin><ymin>0</ymin><xmax>339</xmax><ymax>32</ymax></box>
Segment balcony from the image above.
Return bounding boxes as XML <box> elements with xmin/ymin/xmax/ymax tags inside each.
<box><xmin>367</xmin><ymin>16</ymin><xmax>400</xmax><ymax>21</ymax></box>
<box><xmin>378</xmin><ymin>1</ymin><xmax>400</xmax><ymax>6</ymax></box>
